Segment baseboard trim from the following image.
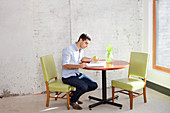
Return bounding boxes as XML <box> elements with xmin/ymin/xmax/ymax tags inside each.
<box><xmin>146</xmin><ymin>81</ymin><xmax>170</xmax><ymax>96</ymax></box>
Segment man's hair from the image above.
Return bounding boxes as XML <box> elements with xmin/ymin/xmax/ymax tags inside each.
<box><xmin>78</xmin><ymin>33</ymin><xmax>91</xmax><ymax>42</ymax></box>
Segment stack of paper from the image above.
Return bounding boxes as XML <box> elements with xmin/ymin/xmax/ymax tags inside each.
<box><xmin>86</xmin><ymin>61</ymin><xmax>106</xmax><ymax>67</ymax></box>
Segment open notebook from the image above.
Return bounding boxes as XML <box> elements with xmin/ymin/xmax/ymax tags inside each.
<box><xmin>86</xmin><ymin>61</ymin><xmax>106</xmax><ymax>67</ymax></box>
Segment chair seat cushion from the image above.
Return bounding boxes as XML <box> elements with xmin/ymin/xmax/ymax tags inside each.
<box><xmin>49</xmin><ymin>79</ymin><xmax>74</xmax><ymax>92</ymax></box>
<box><xmin>111</xmin><ymin>78</ymin><xmax>145</xmax><ymax>91</ymax></box>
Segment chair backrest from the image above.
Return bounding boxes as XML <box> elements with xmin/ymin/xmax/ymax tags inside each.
<box><xmin>40</xmin><ymin>54</ymin><xmax>58</xmax><ymax>82</ymax></box>
<box><xmin>128</xmin><ymin>52</ymin><xmax>149</xmax><ymax>78</ymax></box>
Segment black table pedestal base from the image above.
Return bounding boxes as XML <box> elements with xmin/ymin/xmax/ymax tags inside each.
<box><xmin>88</xmin><ymin>95</ymin><xmax>122</xmax><ymax>110</ymax></box>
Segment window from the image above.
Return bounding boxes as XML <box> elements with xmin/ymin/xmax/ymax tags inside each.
<box><xmin>153</xmin><ymin>0</ymin><xmax>170</xmax><ymax>73</ymax></box>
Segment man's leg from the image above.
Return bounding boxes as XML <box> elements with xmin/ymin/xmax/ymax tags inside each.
<box><xmin>62</xmin><ymin>76</ymin><xmax>89</xmax><ymax>109</ymax></box>
<box><xmin>80</xmin><ymin>76</ymin><xmax>98</xmax><ymax>92</ymax></box>
<box><xmin>69</xmin><ymin>76</ymin><xmax>98</xmax><ymax>104</ymax></box>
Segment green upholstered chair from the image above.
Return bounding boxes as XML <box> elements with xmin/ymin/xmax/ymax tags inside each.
<box><xmin>111</xmin><ymin>52</ymin><xmax>149</xmax><ymax>110</ymax></box>
<box><xmin>40</xmin><ymin>54</ymin><xmax>74</xmax><ymax>110</ymax></box>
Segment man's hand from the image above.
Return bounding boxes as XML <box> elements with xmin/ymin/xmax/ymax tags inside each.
<box><xmin>91</xmin><ymin>56</ymin><xmax>100</xmax><ymax>62</ymax></box>
<box><xmin>79</xmin><ymin>63</ymin><xmax>87</xmax><ymax>68</ymax></box>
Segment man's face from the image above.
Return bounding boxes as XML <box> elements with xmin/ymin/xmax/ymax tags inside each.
<box><xmin>80</xmin><ymin>39</ymin><xmax>90</xmax><ymax>49</ymax></box>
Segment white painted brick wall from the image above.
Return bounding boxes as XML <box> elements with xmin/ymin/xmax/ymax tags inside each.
<box><xmin>0</xmin><ymin>0</ymin><xmax>143</xmax><ymax>95</ymax></box>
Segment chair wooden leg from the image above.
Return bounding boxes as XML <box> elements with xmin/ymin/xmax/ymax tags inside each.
<box><xmin>129</xmin><ymin>91</ymin><xmax>131</xmax><ymax>98</ymax></box>
<box><xmin>55</xmin><ymin>92</ymin><xmax>58</xmax><ymax>101</ymax></box>
<box><xmin>66</xmin><ymin>92</ymin><xmax>70</xmax><ymax>110</ymax></box>
<box><xmin>112</xmin><ymin>86</ymin><xmax>115</xmax><ymax>103</ymax></box>
<box><xmin>129</xmin><ymin>91</ymin><xmax>133</xmax><ymax>110</ymax></box>
<box><xmin>143</xmin><ymin>86</ymin><xmax>147</xmax><ymax>103</ymax></box>
<box><xmin>46</xmin><ymin>91</ymin><xmax>50</xmax><ymax>107</ymax></box>
<box><xmin>45</xmin><ymin>82</ymin><xmax>50</xmax><ymax>107</ymax></box>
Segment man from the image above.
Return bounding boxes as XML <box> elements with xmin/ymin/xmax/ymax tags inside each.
<box><xmin>62</xmin><ymin>33</ymin><xmax>99</xmax><ymax>110</ymax></box>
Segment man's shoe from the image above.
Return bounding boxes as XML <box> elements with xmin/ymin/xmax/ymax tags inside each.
<box><xmin>77</xmin><ymin>100</ymin><xmax>83</xmax><ymax>104</ymax></box>
<box><xmin>70</xmin><ymin>102</ymin><xmax>82</xmax><ymax>110</ymax></box>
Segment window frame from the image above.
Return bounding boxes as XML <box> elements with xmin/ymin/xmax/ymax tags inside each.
<box><xmin>153</xmin><ymin>0</ymin><xmax>170</xmax><ymax>73</ymax></box>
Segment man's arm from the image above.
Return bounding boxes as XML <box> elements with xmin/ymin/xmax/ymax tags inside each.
<box><xmin>62</xmin><ymin>63</ymin><xmax>87</xmax><ymax>70</ymax></box>
<box><xmin>81</xmin><ymin>56</ymin><xmax>99</xmax><ymax>63</ymax></box>
<box><xmin>81</xmin><ymin>57</ymin><xmax>91</xmax><ymax>62</ymax></box>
